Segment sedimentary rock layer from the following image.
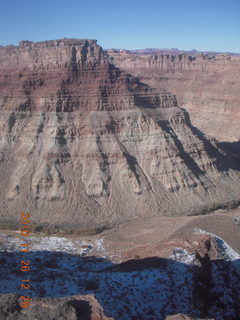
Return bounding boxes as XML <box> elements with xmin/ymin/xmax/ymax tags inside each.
<box><xmin>0</xmin><ymin>39</ymin><xmax>240</xmax><ymax>232</ymax></box>
<box><xmin>108</xmin><ymin>50</ymin><xmax>240</xmax><ymax>142</ymax></box>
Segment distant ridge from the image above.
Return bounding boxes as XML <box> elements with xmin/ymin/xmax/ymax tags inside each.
<box><xmin>107</xmin><ymin>48</ymin><xmax>240</xmax><ymax>56</ymax></box>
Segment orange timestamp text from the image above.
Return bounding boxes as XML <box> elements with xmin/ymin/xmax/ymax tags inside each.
<box><xmin>19</xmin><ymin>212</ymin><xmax>32</xmax><ymax>308</ymax></box>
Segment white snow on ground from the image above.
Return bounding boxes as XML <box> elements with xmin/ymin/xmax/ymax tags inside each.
<box><xmin>169</xmin><ymin>248</ymin><xmax>195</xmax><ymax>265</ymax></box>
<box><xmin>0</xmin><ymin>254</ymin><xmax>195</xmax><ymax>320</ymax></box>
<box><xmin>0</xmin><ymin>231</ymin><xmax>240</xmax><ymax>319</ymax></box>
<box><xmin>194</xmin><ymin>228</ymin><xmax>240</xmax><ymax>261</ymax></box>
<box><xmin>193</xmin><ymin>229</ymin><xmax>240</xmax><ymax>319</ymax></box>
<box><xmin>0</xmin><ymin>233</ymin><xmax>105</xmax><ymax>256</ymax></box>
<box><xmin>94</xmin><ymin>238</ymin><xmax>105</xmax><ymax>252</ymax></box>
<box><xmin>0</xmin><ymin>233</ymin><xmax>196</xmax><ymax>319</ymax></box>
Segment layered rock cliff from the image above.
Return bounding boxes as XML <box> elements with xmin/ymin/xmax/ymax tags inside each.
<box><xmin>108</xmin><ymin>50</ymin><xmax>240</xmax><ymax>142</ymax></box>
<box><xmin>0</xmin><ymin>39</ymin><xmax>240</xmax><ymax>232</ymax></box>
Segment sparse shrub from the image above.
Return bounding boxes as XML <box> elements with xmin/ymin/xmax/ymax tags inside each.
<box><xmin>134</xmin><ymin>255</ymin><xmax>140</xmax><ymax>259</ymax></box>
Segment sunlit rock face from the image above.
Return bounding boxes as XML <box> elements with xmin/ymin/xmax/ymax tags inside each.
<box><xmin>108</xmin><ymin>49</ymin><xmax>240</xmax><ymax>142</ymax></box>
<box><xmin>0</xmin><ymin>39</ymin><xmax>240</xmax><ymax>232</ymax></box>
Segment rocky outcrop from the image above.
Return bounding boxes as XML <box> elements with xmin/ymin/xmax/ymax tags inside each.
<box><xmin>108</xmin><ymin>50</ymin><xmax>240</xmax><ymax>142</ymax></box>
<box><xmin>0</xmin><ymin>294</ymin><xmax>113</xmax><ymax>320</ymax></box>
<box><xmin>0</xmin><ymin>39</ymin><xmax>240</xmax><ymax>232</ymax></box>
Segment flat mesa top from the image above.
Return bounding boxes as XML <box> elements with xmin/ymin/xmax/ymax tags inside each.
<box><xmin>0</xmin><ymin>38</ymin><xmax>98</xmax><ymax>49</ymax></box>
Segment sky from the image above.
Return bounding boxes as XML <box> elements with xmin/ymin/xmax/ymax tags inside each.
<box><xmin>0</xmin><ymin>0</ymin><xmax>239</xmax><ymax>53</ymax></box>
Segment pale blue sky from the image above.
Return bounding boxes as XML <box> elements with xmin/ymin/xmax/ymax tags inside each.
<box><xmin>0</xmin><ymin>0</ymin><xmax>239</xmax><ymax>52</ymax></box>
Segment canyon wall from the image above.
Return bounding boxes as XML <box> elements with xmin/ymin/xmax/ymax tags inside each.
<box><xmin>108</xmin><ymin>50</ymin><xmax>240</xmax><ymax>142</ymax></box>
<box><xmin>0</xmin><ymin>39</ymin><xmax>240</xmax><ymax>232</ymax></box>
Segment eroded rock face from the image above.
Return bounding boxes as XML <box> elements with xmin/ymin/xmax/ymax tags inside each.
<box><xmin>0</xmin><ymin>294</ymin><xmax>113</xmax><ymax>320</ymax></box>
<box><xmin>108</xmin><ymin>50</ymin><xmax>240</xmax><ymax>142</ymax></box>
<box><xmin>0</xmin><ymin>39</ymin><xmax>240</xmax><ymax>232</ymax></box>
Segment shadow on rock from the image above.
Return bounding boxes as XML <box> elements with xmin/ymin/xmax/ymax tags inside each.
<box><xmin>0</xmin><ymin>251</ymin><xmax>239</xmax><ymax>320</ymax></box>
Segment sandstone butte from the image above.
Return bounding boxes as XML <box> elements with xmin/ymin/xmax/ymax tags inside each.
<box><xmin>0</xmin><ymin>38</ymin><xmax>240</xmax><ymax>233</ymax></box>
<box><xmin>108</xmin><ymin>48</ymin><xmax>240</xmax><ymax>142</ymax></box>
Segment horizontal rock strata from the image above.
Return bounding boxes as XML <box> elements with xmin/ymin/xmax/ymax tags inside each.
<box><xmin>0</xmin><ymin>39</ymin><xmax>240</xmax><ymax>232</ymax></box>
<box><xmin>108</xmin><ymin>50</ymin><xmax>240</xmax><ymax>142</ymax></box>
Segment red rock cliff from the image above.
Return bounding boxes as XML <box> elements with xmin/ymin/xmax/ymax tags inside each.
<box><xmin>0</xmin><ymin>39</ymin><xmax>240</xmax><ymax>232</ymax></box>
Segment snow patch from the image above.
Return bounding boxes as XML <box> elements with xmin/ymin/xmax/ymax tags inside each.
<box><xmin>169</xmin><ymin>248</ymin><xmax>195</xmax><ymax>265</ymax></box>
<box><xmin>0</xmin><ymin>233</ymin><xmax>105</xmax><ymax>256</ymax></box>
<box><xmin>94</xmin><ymin>238</ymin><xmax>105</xmax><ymax>252</ymax></box>
<box><xmin>194</xmin><ymin>228</ymin><xmax>240</xmax><ymax>261</ymax></box>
